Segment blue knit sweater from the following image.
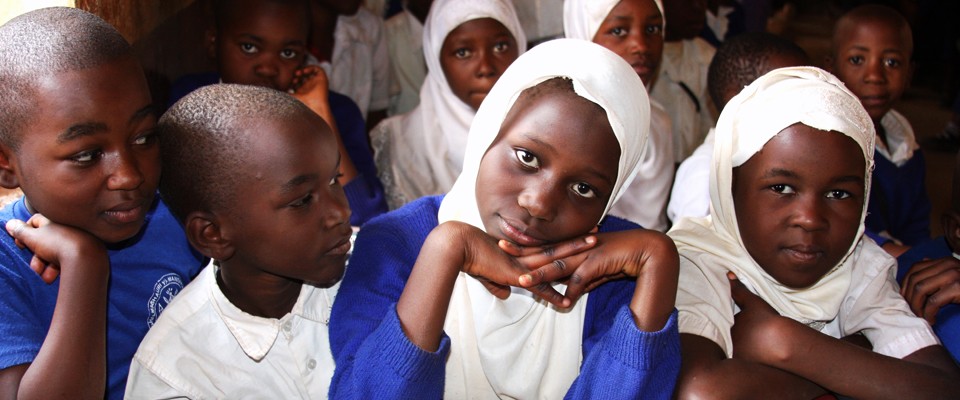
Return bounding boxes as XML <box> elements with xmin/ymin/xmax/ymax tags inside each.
<box><xmin>328</xmin><ymin>195</ymin><xmax>680</xmax><ymax>399</ymax></box>
<box><xmin>865</xmin><ymin>148</ymin><xmax>931</xmax><ymax>246</ymax></box>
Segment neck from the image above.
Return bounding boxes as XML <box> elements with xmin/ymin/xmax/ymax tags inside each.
<box><xmin>216</xmin><ymin>263</ymin><xmax>302</xmax><ymax>319</ymax></box>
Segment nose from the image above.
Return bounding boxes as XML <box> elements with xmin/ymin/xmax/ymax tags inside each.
<box><xmin>322</xmin><ymin>187</ymin><xmax>352</xmax><ymax>228</ymax></box>
<box><xmin>107</xmin><ymin>150</ymin><xmax>146</xmax><ymax>191</ymax></box>
<box><xmin>475</xmin><ymin>48</ymin><xmax>497</xmax><ymax>78</ymax></box>
<box><xmin>255</xmin><ymin>55</ymin><xmax>280</xmax><ymax>78</ymax></box>
<box><xmin>863</xmin><ymin>58</ymin><xmax>886</xmax><ymax>84</ymax></box>
<box><xmin>517</xmin><ymin>180</ymin><xmax>559</xmax><ymax>222</ymax></box>
<box><xmin>628</xmin><ymin>31</ymin><xmax>649</xmax><ymax>55</ymax></box>
<box><xmin>790</xmin><ymin>195</ymin><xmax>829</xmax><ymax>232</ymax></box>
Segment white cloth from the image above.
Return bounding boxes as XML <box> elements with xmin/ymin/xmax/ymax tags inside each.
<box><xmin>384</xmin><ymin>9</ymin><xmax>426</xmax><ymax>116</ymax></box>
<box><xmin>437</xmin><ymin>38</ymin><xmax>651</xmax><ymax>399</ymax></box>
<box><xmin>667</xmin><ymin>127</ymin><xmax>715</xmax><ymax>222</ymax></box>
<box><xmin>650</xmin><ymin>37</ymin><xmax>716</xmax><ymax>162</ymax></box>
<box><xmin>125</xmin><ymin>264</ymin><xmax>339</xmax><ymax>399</ymax></box>
<box><xmin>330</xmin><ymin>7</ymin><xmax>390</xmax><ymax>118</ymax></box>
<box><xmin>563</xmin><ymin>0</ymin><xmax>672</xmax><ymax>231</ymax></box>
<box><xmin>876</xmin><ymin>109</ymin><xmax>919</xmax><ymax>167</ymax></box>
<box><xmin>668</xmin><ymin>67</ymin><xmax>939</xmax><ymax>358</ymax></box>
<box><xmin>705</xmin><ymin>5</ymin><xmax>735</xmax><ymax>42</ymax></box>
<box><xmin>370</xmin><ymin>0</ymin><xmax>527</xmax><ymax>209</ymax></box>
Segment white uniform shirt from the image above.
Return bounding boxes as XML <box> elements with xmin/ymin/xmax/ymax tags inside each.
<box><xmin>384</xmin><ymin>9</ymin><xmax>426</xmax><ymax>116</ymax></box>
<box><xmin>330</xmin><ymin>7</ymin><xmax>391</xmax><ymax>118</ymax></box>
<box><xmin>650</xmin><ymin>38</ymin><xmax>716</xmax><ymax>163</ymax></box>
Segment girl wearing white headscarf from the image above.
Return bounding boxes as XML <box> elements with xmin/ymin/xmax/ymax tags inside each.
<box><xmin>563</xmin><ymin>0</ymin><xmax>675</xmax><ymax>232</ymax></box>
<box><xmin>330</xmin><ymin>39</ymin><xmax>680</xmax><ymax>399</ymax></box>
<box><xmin>370</xmin><ymin>0</ymin><xmax>526</xmax><ymax>210</ymax></box>
<box><xmin>670</xmin><ymin>67</ymin><xmax>954</xmax><ymax>398</ymax></box>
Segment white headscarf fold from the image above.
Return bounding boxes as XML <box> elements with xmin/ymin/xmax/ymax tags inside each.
<box><xmin>371</xmin><ymin>0</ymin><xmax>526</xmax><ymax>209</ymax></box>
<box><xmin>437</xmin><ymin>38</ymin><xmax>650</xmax><ymax>399</ymax></box>
<box><xmin>669</xmin><ymin>67</ymin><xmax>876</xmax><ymax>341</ymax></box>
<box><xmin>563</xmin><ymin>0</ymin><xmax>664</xmax><ymax>41</ymax></box>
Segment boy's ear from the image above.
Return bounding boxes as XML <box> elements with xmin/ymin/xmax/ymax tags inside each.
<box><xmin>0</xmin><ymin>145</ymin><xmax>21</xmax><ymax>189</ymax></box>
<box><xmin>942</xmin><ymin>211</ymin><xmax>960</xmax><ymax>253</ymax></box>
<box><xmin>185</xmin><ymin>211</ymin><xmax>235</xmax><ymax>261</ymax></box>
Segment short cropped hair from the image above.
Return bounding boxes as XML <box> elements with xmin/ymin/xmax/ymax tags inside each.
<box><xmin>211</xmin><ymin>0</ymin><xmax>309</xmax><ymax>31</ymax></box>
<box><xmin>707</xmin><ymin>32</ymin><xmax>809</xmax><ymax>112</ymax></box>
<box><xmin>832</xmin><ymin>5</ymin><xmax>913</xmax><ymax>58</ymax></box>
<box><xmin>0</xmin><ymin>7</ymin><xmax>131</xmax><ymax>150</ymax></box>
<box><xmin>158</xmin><ymin>84</ymin><xmax>316</xmax><ymax>222</ymax></box>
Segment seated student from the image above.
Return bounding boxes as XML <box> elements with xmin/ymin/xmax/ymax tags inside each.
<box><xmin>330</xmin><ymin>39</ymin><xmax>680</xmax><ymax>399</ymax></box>
<box><xmin>563</xmin><ymin>0</ymin><xmax>675</xmax><ymax>231</ymax></box>
<box><xmin>668</xmin><ymin>32</ymin><xmax>810</xmax><ymax>222</ymax></box>
<box><xmin>827</xmin><ymin>4</ymin><xmax>930</xmax><ymax>253</ymax></box>
<box><xmin>670</xmin><ymin>67</ymin><xmax>960</xmax><ymax>399</ymax></box>
<box><xmin>126</xmin><ymin>84</ymin><xmax>351</xmax><ymax>397</ymax></box>
<box><xmin>371</xmin><ymin>0</ymin><xmax>525</xmax><ymax>210</ymax></box>
<box><xmin>650</xmin><ymin>0</ymin><xmax>716</xmax><ymax>164</ymax></box>
<box><xmin>897</xmin><ymin>151</ymin><xmax>960</xmax><ymax>363</ymax></box>
<box><xmin>0</xmin><ymin>8</ymin><xmax>206</xmax><ymax>399</ymax></box>
<box><xmin>310</xmin><ymin>0</ymin><xmax>390</xmax><ymax>128</ymax></box>
<box><xmin>384</xmin><ymin>0</ymin><xmax>432</xmax><ymax>116</ymax></box>
<box><xmin>170</xmin><ymin>0</ymin><xmax>386</xmax><ymax>226</ymax></box>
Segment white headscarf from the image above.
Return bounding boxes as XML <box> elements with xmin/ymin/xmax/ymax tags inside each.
<box><xmin>669</xmin><ymin>67</ymin><xmax>877</xmax><ymax>354</ymax></box>
<box><xmin>437</xmin><ymin>38</ymin><xmax>650</xmax><ymax>399</ymax></box>
<box><xmin>371</xmin><ymin>0</ymin><xmax>526</xmax><ymax>209</ymax></box>
<box><xmin>563</xmin><ymin>0</ymin><xmax>665</xmax><ymax>42</ymax></box>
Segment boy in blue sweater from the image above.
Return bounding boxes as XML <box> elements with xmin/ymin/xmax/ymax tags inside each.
<box><xmin>330</xmin><ymin>39</ymin><xmax>681</xmax><ymax>399</ymax></box>
<box><xmin>828</xmin><ymin>4</ymin><xmax>931</xmax><ymax>254</ymax></box>
<box><xmin>169</xmin><ymin>0</ymin><xmax>387</xmax><ymax>226</ymax></box>
<box><xmin>0</xmin><ymin>8</ymin><xmax>205</xmax><ymax>399</ymax></box>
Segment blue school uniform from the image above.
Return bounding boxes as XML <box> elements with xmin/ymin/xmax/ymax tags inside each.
<box><xmin>0</xmin><ymin>195</ymin><xmax>205</xmax><ymax>399</ymax></box>
<box><xmin>896</xmin><ymin>237</ymin><xmax>960</xmax><ymax>363</ymax></box>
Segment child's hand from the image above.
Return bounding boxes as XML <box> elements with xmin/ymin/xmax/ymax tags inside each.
<box><xmin>900</xmin><ymin>257</ymin><xmax>960</xmax><ymax>324</ymax></box>
<box><xmin>454</xmin><ymin>222</ymin><xmax>597</xmax><ymax>308</ymax></box>
<box><xmin>5</xmin><ymin>214</ymin><xmax>107</xmax><ymax>284</ymax></box>
<box><xmin>728</xmin><ymin>272</ymin><xmax>795</xmax><ymax>364</ymax></box>
<box><xmin>290</xmin><ymin>66</ymin><xmax>332</xmax><ymax>119</ymax></box>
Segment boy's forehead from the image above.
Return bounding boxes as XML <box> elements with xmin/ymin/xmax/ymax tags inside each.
<box><xmin>219</xmin><ymin>0</ymin><xmax>309</xmax><ymax>33</ymax></box>
<box><xmin>835</xmin><ymin>14</ymin><xmax>913</xmax><ymax>54</ymax></box>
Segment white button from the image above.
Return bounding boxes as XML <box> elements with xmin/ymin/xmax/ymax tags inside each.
<box><xmin>282</xmin><ymin>321</ymin><xmax>292</xmax><ymax>332</ymax></box>
<box><xmin>307</xmin><ymin>359</ymin><xmax>317</xmax><ymax>369</ymax></box>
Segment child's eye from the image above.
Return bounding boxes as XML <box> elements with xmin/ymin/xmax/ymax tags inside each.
<box><xmin>329</xmin><ymin>173</ymin><xmax>344</xmax><ymax>186</ymax></box>
<box><xmin>514</xmin><ymin>149</ymin><xmax>539</xmax><ymax>168</ymax></box>
<box><xmin>847</xmin><ymin>55</ymin><xmax>864</xmax><ymax>65</ymax></box>
<box><xmin>70</xmin><ymin>149</ymin><xmax>102</xmax><ymax>165</ymax></box>
<box><xmin>289</xmin><ymin>193</ymin><xmax>314</xmax><ymax>208</ymax></box>
<box><xmin>132</xmin><ymin>131</ymin><xmax>158</xmax><ymax>146</ymax></box>
<box><xmin>608</xmin><ymin>27</ymin><xmax>627</xmax><ymax>37</ymax></box>
<box><xmin>645</xmin><ymin>25</ymin><xmax>663</xmax><ymax>36</ymax></box>
<box><xmin>493</xmin><ymin>41</ymin><xmax>510</xmax><ymax>53</ymax></box>
<box><xmin>454</xmin><ymin>48</ymin><xmax>471</xmax><ymax>59</ymax></box>
<box><xmin>884</xmin><ymin>58</ymin><xmax>901</xmax><ymax>68</ymax></box>
<box><xmin>240</xmin><ymin>43</ymin><xmax>258</xmax><ymax>54</ymax></box>
<box><xmin>571</xmin><ymin>182</ymin><xmax>598</xmax><ymax>199</ymax></box>
<box><xmin>770</xmin><ymin>184</ymin><xmax>795</xmax><ymax>194</ymax></box>
<box><xmin>280</xmin><ymin>49</ymin><xmax>299</xmax><ymax>60</ymax></box>
<box><xmin>825</xmin><ymin>190</ymin><xmax>851</xmax><ymax>200</ymax></box>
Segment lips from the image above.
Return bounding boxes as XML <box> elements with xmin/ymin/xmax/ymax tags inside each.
<box><xmin>497</xmin><ymin>215</ymin><xmax>546</xmax><ymax>247</ymax></box>
<box><xmin>782</xmin><ymin>245</ymin><xmax>824</xmax><ymax>264</ymax></box>
<box><xmin>325</xmin><ymin>231</ymin><xmax>353</xmax><ymax>256</ymax></box>
<box><xmin>102</xmin><ymin>198</ymin><xmax>149</xmax><ymax>225</ymax></box>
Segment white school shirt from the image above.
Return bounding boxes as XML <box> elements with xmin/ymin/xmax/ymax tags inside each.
<box><xmin>876</xmin><ymin>109</ymin><xmax>918</xmax><ymax>166</ymax></box>
<box><xmin>384</xmin><ymin>9</ymin><xmax>426</xmax><ymax>116</ymax></box>
<box><xmin>125</xmin><ymin>264</ymin><xmax>338</xmax><ymax>399</ymax></box>
<box><xmin>650</xmin><ymin>38</ymin><xmax>716</xmax><ymax>163</ymax></box>
<box><xmin>330</xmin><ymin>7</ymin><xmax>391</xmax><ymax>118</ymax></box>
<box><xmin>667</xmin><ymin>127</ymin><xmax>715</xmax><ymax>223</ymax></box>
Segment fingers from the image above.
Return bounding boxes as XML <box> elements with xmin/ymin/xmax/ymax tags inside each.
<box><xmin>727</xmin><ymin>272</ymin><xmax>755</xmax><ymax>308</ymax></box>
<box><xmin>518</xmin><ymin>253</ymin><xmax>589</xmax><ymax>288</ymax></box>
<box><xmin>901</xmin><ymin>258</ymin><xmax>960</xmax><ymax>320</ymax></box>
<box><xmin>524</xmin><ymin>281</ymin><xmax>571</xmax><ymax>308</ymax></box>
<box><xmin>503</xmin><ymin>235</ymin><xmax>596</xmax><ymax>260</ymax></box>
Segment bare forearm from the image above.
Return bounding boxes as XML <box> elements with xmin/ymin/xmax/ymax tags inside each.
<box><xmin>629</xmin><ymin>234</ymin><xmax>678</xmax><ymax>332</ymax></box>
<box><xmin>19</xmin><ymin>254</ymin><xmax>109</xmax><ymax>399</ymax></box>
<box><xmin>395</xmin><ymin>224</ymin><xmax>464</xmax><ymax>352</ymax></box>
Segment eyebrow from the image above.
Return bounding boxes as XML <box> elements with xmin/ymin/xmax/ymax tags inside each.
<box><xmin>239</xmin><ymin>33</ymin><xmax>305</xmax><ymax>47</ymax></box>
<box><xmin>848</xmin><ymin>44</ymin><xmax>905</xmax><ymax>54</ymax></box>
<box><xmin>278</xmin><ymin>155</ymin><xmax>341</xmax><ymax>194</ymax></box>
<box><xmin>761</xmin><ymin>168</ymin><xmax>799</xmax><ymax>180</ymax></box>
<box><xmin>524</xmin><ymin>134</ymin><xmax>615</xmax><ymax>186</ymax></box>
<box><xmin>57</xmin><ymin>104</ymin><xmax>156</xmax><ymax>144</ymax></box>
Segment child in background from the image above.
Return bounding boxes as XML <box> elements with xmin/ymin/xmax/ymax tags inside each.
<box><xmin>668</xmin><ymin>32</ymin><xmax>809</xmax><ymax>222</ymax></box>
<box><xmin>331</xmin><ymin>39</ymin><xmax>680</xmax><ymax>399</ymax></box>
<box><xmin>650</xmin><ymin>0</ymin><xmax>716</xmax><ymax>164</ymax></box>
<box><xmin>0</xmin><ymin>8</ymin><xmax>205</xmax><ymax>399</ymax></box>
<box><xmin>310</xmin><ymin>0</ymin><xmax>390</xmax><ymax>128</ymax></box>
<box><xmin>670</xmin><ymin>67</ymin><xmax>959</xmax><ymax>399</ymax></box>
<box><xmin>384</xmin><ymin>0</ymin><xmax>433</xmax><ymax>116</ymax></box>
<box><xmin>126</xmin><ymin>85</ymin><xmax>352</xmax><ymax>398</ymax></box>
<box><xmin>172</xmin><ymin>0</ymin><xmax>386</xmax><ymax>226</ymax></box>
<box><xmin>563</xmin><ymin>0</ymin><xmax>675</xmax><ymax>232</ymax></box>
<box><xmin>828</xmin><ymin>4</ymin><xmax>930</xmax><ymax>253</ymax></box>
<box><xmin>371</xmin><ymin>0</ymin><xmax>524</xmax><ymax>209</ymax></box>
<box><xmin>896</xmin><ymin>151</ymin><xmax>960</xmax><ymax>363</ymax></box>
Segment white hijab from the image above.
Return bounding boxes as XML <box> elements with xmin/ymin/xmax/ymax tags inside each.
<box><xmin>563</xmin><ymin>0</ymin><xmax>664</xmax><ymax>42</ymax></box>
<box><xmin>371</xmin><ymin>0</ymin><xmax>526</xmax><ymax>209</ymax></box>
<box><xmin>669</xmin><ymin>67</ymin><xmax>876</xmax><ymax>337</ymax></box>
<box><xmin>437</xmin><ymin>38</ymin><xmax>650</xmax><ymax>399</ymax></box>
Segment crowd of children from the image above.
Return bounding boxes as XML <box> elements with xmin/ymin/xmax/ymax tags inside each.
<box><xmin>0</xmin><ymin>1</ymin><xmax>957</xmax><ymax>399</ymax></box>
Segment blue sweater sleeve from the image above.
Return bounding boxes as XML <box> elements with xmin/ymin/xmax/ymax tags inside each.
<box><xmin>329</xmin><ymin>197</ymin><xmax>444</xmax><ymax>398</ymax></box>
<box><xmin>329</xmin><ymin>90</ymin><xmax>388</xmax><ymax>226</ymax></box>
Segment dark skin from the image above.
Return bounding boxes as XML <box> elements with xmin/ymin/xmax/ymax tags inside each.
<box><xmin>185</xmin><ymin>112</ymin><xmax>351</xmax><ymax>319</ymax></box>
<box><xmin>591</xmin><ymin>0</ymin><xmax>664</xmax><ymax>87</ymax></box>
<box><xmin>439</xmin><ymin>18</ymin><xmax>519</xmax><ymax>111</ymax></box>
<box><xmin>676</xmin><ymin>126</ymin><xmax>960</xmax><ymax>399</ymax></box>
<box><xmin>395</xmin><ymin>89</ymin><xmax>678</xmax><ymax>352</ymax></box>
<box><xmin>0</xmin><ymin>56</ymin><xmax>156</xmax><ymax>399</ymax></box>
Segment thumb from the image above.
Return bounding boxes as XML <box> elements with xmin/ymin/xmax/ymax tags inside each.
<box><xmin>727</xmin><ymin>271</ymin><xmax>756</xmax><ymax>309</ymax></box>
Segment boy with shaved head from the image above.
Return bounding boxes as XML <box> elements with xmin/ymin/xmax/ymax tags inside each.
<box><xmin>0</xmin><ymin>7</ymin><xmax>204</xmax><ymax>399</ymax></box>
<box><xmin>828</xmin><ymin>4</ymin><xmax>931</xmax><ymax>254</ymax></box>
